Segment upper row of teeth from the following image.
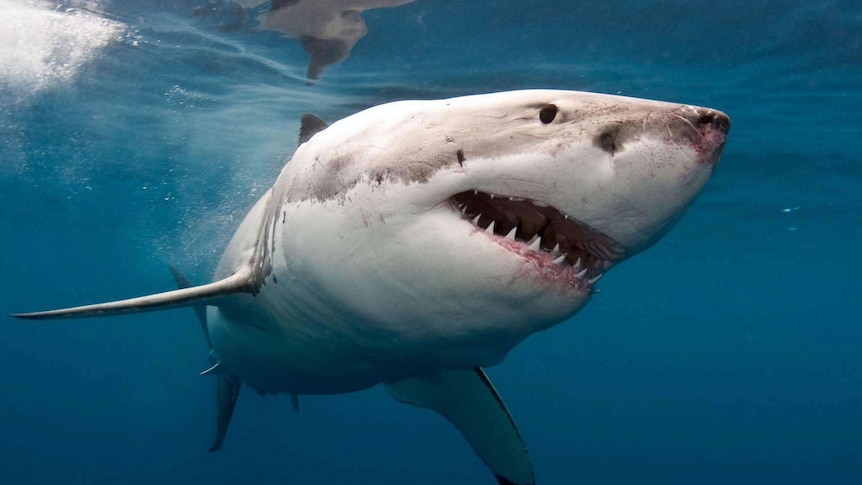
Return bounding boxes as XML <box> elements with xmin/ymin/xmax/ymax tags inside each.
<box><xmin>466</xmin><ymin>211</ymin><xmax>601</xmax><ymax>282</ymax></box>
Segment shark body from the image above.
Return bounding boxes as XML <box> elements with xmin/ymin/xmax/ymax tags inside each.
<box><xmin>13</xmin><ymin>90</ymin><xmax>729</xmax><ymax>484</ymax></box>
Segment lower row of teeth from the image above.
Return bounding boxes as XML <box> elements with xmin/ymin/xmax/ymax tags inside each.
<box><xmin>467</xmin><ymin>212</ymin><xmax>601</xmax><ymax>284</ymax></box>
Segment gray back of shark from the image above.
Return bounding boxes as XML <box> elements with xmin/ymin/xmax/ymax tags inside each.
<box><xmin>12</xmin><ymin>90</ymin><xmax>729</xmax><ymax>485</ymax></box>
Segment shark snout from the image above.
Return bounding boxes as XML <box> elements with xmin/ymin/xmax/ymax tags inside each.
<box><xmin>592</xmin><ymin>104</ymin><xmax>730</xmax><ymax>162</ymax></box>
<box><xmin>693</xmin><ymin>108</ymin><xmax>730</xmax><ymax>136</ymax></box>
<box><xmin>671</xmin><ymin>106</ymin><xmax>730</xmax><ymax>165</ymax></box>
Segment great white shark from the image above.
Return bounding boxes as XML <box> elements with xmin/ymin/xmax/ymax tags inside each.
<box><xmin>12</xmin><ymin>89</ymin><xmax>729</xmax><ymax>485</ymax></box>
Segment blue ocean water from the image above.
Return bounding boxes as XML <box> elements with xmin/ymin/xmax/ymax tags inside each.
<box><xmin>1</xmin><ymin>0</ymin><xmax>860</xmax><ymax>483</ymax></box>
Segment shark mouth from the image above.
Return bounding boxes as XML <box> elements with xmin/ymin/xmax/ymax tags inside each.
<box><xmin>450</xmin><ymin>190</ymin><xmax>625</xmax><ymax>291</ymax></box>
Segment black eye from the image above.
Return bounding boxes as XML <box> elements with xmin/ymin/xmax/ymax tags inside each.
<box><xmin>539</xmin><ymin>104</ymin><xmax>558</xmax><ymax>124</ymax></box>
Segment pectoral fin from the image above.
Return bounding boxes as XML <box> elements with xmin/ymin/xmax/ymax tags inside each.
<box><xmin>10</xmin><ymin>266</ymin><xmax>254</xmax><ymax>320</ymax></box>
<box><xmin>385</xmin><ymin>368</ymin><xmax>534</xmax><ymax>485</ymax></box>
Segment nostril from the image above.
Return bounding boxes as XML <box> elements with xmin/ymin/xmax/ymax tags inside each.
<box><xmin>697</xmin><ymin>112</ymin><xmax>716</xmax><ymax>125</ymax></box>
<box><xmin>695</xmin><ymin>109</ymin><xmax>731</xmax><ymax>134</ymax></box>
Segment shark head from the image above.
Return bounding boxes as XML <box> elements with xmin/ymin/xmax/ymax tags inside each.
<box><xmin>271</xmin><ymin>89</ymin><xmax>729</xmax><ymax>368</ymax></box>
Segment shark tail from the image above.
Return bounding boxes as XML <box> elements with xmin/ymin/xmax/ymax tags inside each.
<box><xmin>169</xmin><ymin>266</ymin><xmax>243</xmax><ymax>453</ymax></box>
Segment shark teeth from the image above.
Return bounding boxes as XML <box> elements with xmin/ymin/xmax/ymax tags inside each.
<box><xmin>454</xmin><ymin>190</ymin><xmax>624</xmax><ymax>286</ymax></box>
<box><xmin>464</xmin><ymin>212</ymin><xmax>587</xmax><ymax>269</ymax></box>
<box><xmin>463</xmin><ymin>210</ymin><xmax>607</xmax><ymax>288</ymax></box>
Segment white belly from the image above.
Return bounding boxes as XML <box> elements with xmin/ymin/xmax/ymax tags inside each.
<box><xmin>204</xmin><ymin>176</ymin><xmax>586</xmax><ymax>395</ymax></box>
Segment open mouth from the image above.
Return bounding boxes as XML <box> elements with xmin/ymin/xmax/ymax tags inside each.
<box><xmin>450</xmin><ymin>190</ymin><xmax>625</xmax><ymax>290</ymax></box>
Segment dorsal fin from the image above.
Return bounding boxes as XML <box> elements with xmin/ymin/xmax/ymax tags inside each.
<box><xmin>10</xmin><ymin>266</ymin><xmax>254</xmax><ymax>320</ymax></box>
<box><xmin>300</xmin><ymin>36</ymin><xmax>350</xmax><ymax>82</ymax></box>
<box><xmin>299</xmin><ymin>114</ymin><xmax>328</xmax><ymax>144</ymax></box>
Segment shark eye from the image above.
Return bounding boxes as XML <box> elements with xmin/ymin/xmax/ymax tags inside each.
<box><xmin>539</xmin><ymin>104</ymin><xmax>558</xmax><ymax>124</ymax></box>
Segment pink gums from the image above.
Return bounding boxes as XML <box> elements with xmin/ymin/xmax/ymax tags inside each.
<box><xmin>471</xmin><ymin>227</ymin><xmax>594</xmax><ymax>293</ymax></box>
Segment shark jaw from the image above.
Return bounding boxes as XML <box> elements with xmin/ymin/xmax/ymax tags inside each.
<box><xmin>451</xmin><ymin>189</ymin><xmax>623</xmax><ymax>293</ymax></box>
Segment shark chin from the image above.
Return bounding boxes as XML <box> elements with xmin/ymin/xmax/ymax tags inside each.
<box><xmin>12</xmin><ymin>89</ymin><xmax>729</xmax><ymax>485</ymax></box>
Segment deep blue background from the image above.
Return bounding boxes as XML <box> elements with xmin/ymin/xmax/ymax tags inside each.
<box><xmin>1</xmin><ymin>0</ymin><xmax>860</xmax><ymax>483</ymax></box>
